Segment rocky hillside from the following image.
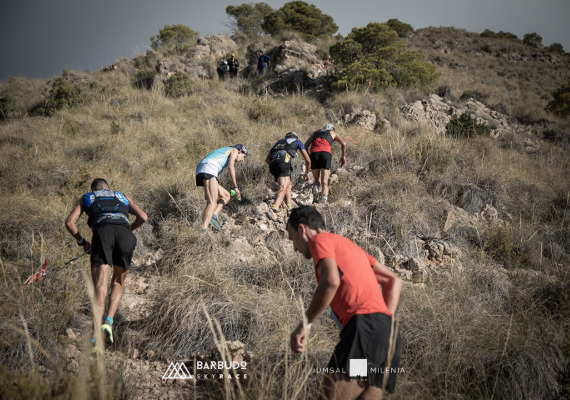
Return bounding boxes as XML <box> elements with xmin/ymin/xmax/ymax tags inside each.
<box><xmin>0</xmin><ymin>25</ymin><xmax>569</xmax><ymax>400</ymax></box>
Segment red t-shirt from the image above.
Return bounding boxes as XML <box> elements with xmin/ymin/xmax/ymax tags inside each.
<box><xmin>308</xmin><ymin>231</ymin><xmax>391</xmax><ymax>328</ymax></box>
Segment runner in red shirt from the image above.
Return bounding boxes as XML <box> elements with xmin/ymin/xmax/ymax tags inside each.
<box><xmin>304</xmin><ymin>124</ymin><xmax>346</xmax><ymax>204</ymax></box>
<box><xmin>287</xmin><ymin>206</ymin><xmax>402</xmax><ymax>400</ymax></box>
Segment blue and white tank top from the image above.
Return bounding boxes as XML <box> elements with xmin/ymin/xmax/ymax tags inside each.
<box><xmin>195</xmin><ymin>147</ymin><xmax>233</xmax><ymax>177</ymax></box>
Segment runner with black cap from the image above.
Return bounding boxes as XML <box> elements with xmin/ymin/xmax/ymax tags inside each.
<box><xmin>195</xmin><ymin>144</ymin><xmax>248</xmax><ymax>232</ymax></box>
<box><xmin>265</xmin><ymin>132</ymin><xmax>311</xmax><ymax>221</ymax></box>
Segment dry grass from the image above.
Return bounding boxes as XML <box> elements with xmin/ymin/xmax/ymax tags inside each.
<box><xmin>0</xmin><ymin>26</ymin><xmax>569</xmax><ymax>399</ymax></box>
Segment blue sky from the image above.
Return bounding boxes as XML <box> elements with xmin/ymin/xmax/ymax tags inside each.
<box><xmin>1</xmin><ymin>0</ymin><xmax>569</xmax><ymax>80</ymax></box>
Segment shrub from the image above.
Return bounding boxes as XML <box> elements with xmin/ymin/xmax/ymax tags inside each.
<box><xmin>226</xmin><ymin>2</ymin><xmax>275</xmax><ymax>38</ymax></box>
<box><xmin>495</xmin><ymin>31</ymin><xmax>518</xmax><ymax>40</ymax></box>
<box><xmin>446</xmin><ymin>112</ymin><xmax>490</xmax><ymax>138</ymax></box>
<box><xmin>165</xmin><ymin>72</ymin><xmax>192</xmax><ymax>98</ymax></box>
<box><xmin>329</xmin><ymin>23</ymin><xmax>438</xmax><ymax>92</ymax></box>
<box><xmin>150</xmin><ymin>24</ymin><xmax>198</xmax><ymax>54</ymax></box>
<box><xmin>133</xmin><ymin>50</ymin><xmax>158</xmax><ymax>70</ymax></box>
<box><xmin>248</xmin><ymin>99</ymin><xmax>281</xmax><ymax>122</ymax></box>
<box><xmin>482</xmin><ymin>225</ymin><xmax>533</xmax><ymax>269</ymax></box>
<box><xmin>548</xmin><ymin>43</ymin><xmax>565</xmax><ymax>54</ymax></box>
<box><xmin>523</xmin><ymin>32</ymin><xmax>543</xmax><ymax>47</ymax></box>
<box><xmin>261</xmin><ymin>1</ymin><xmax>338</xmax><ymax>39</ymax></box>
<box><xmin>480</xmin><ymin>29</ymin><xmax>496</xmax><ymax>38</ymax></box>
<box><xmin>33</xmin><ymin>78</ymin><xmax>90</xmax><ymax>116</ymax></box>
<box><xmin>385</xmin><ymin>18</ymin><xmax>414</xmax><ymax>38</ymax></box>
<box><xmin>546</xmin><ymin>79</ymin><xmax>570</xmax><ymax>118</ymax></box>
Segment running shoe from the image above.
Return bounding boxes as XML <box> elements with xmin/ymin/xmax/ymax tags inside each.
<box><xmin>266</xmin><ymin>208</ymin><xmax>278</xmax><ymax>221</ymax></box>
<box><xmin>91</xmin><ymin>345</ymin><xmax>103</xmax><ymax>357</ymax></box>
<box><xmin>209</xmin><ymin>218</ymin><xmax>223</xmax><ymax>231</ymax></box>
<box><xmin>101</xmin><ymin>323</ymin><xmax>114</xmax><ymax>344</ymax></box>
<box><xmin>312</xmin><ymin>185</ymin><xmax>319</xmax><ymax>197</ymax></box>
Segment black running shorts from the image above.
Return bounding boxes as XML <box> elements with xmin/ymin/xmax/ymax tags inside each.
<box><xmin>327</xmin><ymin>313</ymin><xmax>402</xmax><ymax>393</ymax></box>
<box><xmin>196</xmin><ymin>173</ymin><xmax>217</xmax><ymax>187</ymax></box>
<box><xmin>90</xmin><ymin>223</ymin><xmax>137</xmax><ymax>270</ymax></box>
<box><xmin>310</xmin><ymin>151</ymin><xmax>332</xmax><ymax>170</ymax></box>
<box><xmin>269</xmin><ymin>159</ymin><xmax>292</xmax><ymax>180</ymax></box>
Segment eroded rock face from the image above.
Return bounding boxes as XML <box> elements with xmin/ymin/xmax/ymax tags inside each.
<box><xmin>342</xmin><ymin>110</ymin><xmax>377</xmax><ymax>131</ymax></box>
<box><xmin>400</xmin><ymin>94</ymin><xmax>527</xmax><ymax>139</ymax></box>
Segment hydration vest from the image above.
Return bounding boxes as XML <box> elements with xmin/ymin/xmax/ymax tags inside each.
<box><xmin>83</xmin><ymin>190</ymin><xmax>130</xmax><ymax>228</ymax></box>
<box><xmin>310</xmin><ymin>129</ymin><xmax>333</xmax><ymax>153</ymax></box>
<box><xmin>269</xmin><ymin>138</ymin><xmax>298</xmax><ymax>163</ymax></box>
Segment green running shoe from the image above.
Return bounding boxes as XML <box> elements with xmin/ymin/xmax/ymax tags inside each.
<box><xmin>209</xmin><ymin>217</ymin><xmax>223</xmax><ymax>231</ymax></box>
<box><xmin>101</xmin><ymin>323</ymin><xmax>114</xmax><ymax>344</ymax></box>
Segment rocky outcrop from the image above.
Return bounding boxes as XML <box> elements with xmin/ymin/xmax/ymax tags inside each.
<box><xmin>265</xmin><ymin>40</ymin><xmax>328</xmax><ymax>94</ymax></box>
<box><xmin>342</xmin><ymin>109</ymin><xmax>377</xmax><ymax>131</ymax></box>
<box><xmin>401</xmin><ymin>94</ymin><xmax>521</xmax><ymax>138</ymax></box>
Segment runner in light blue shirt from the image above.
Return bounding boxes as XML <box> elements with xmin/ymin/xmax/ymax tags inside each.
<box><xmin>195</xmin><ymin>144</ymin><xmax>248</xmax><ymax>232</ymax></box>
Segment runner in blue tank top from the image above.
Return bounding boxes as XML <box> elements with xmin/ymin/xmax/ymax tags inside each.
<box><xmin>196</xmin><ymin>144</ymin><xmax>248</xmax><ymax>232</ymax></box>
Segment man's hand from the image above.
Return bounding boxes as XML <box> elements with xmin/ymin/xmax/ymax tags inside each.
<box><xmin>81</xmin><ymin>241</ymin><xmax>92</xmax><ymax>254</ymax></box>
<box><xmin>290</xmin><ymin>323</ymin><xmax>310</xmax><ymax>353</ymax></box>
<box><xmin>340</xmin><ymin>156</ymin><xmax>346</xmax><ymax>167</ymax></box>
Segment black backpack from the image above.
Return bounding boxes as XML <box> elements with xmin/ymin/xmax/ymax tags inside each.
<box><xmin>269</xmin><ymin>138</ymin><xmax>298</xmax><ymax>163</ymax></box>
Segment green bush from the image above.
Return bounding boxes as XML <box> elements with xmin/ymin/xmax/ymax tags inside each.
<box><xmin>480</xmin><ymin>29</ymin><xmax>496</xmax><ymax>38</ymax></box>
<box><xmin>34</xmin><ymin>78</ymin><xmax>90</xmax><ymax>116</ymax></box>
<box><xmin>446</xmin><ymin>112</ymin><xmax>490</xmax><ymax>138</ymax></box>
<box><xmin>150</xmin><ymin>24</ymin><xmax>198</xmax><ymax>54</ymax></box>
<box><xmin>495</xmin><ymin>31</ymin><xmax>518</xmax><ymax>40</ymax></box>
<box><xmin>165</xmin><ymin>72</ymin><xmax>192</xmax><ymax>98</ymax></box>
<box><xmin>226</xmin><ymin>2</ymin><xmax>274</xmax><ymax>38</ymax></box>
<box><xmin>329</xmin><ymin>23</ymin><xmax>438</xmax><ymax>92</ymax></box>
<box><xmin>546</xmin><ymin>79</ymin><xmax>570</xmax><ymax>118</ymax></box>
<box><xmin>523</xmin><ymin>32</ymin><xmax>542</xmax><ymax>47</ymax></box>
<box><xmin>385</xmin><ymin>18</ymin><xmax>414</xmax><ymax>38</ymax></box>
<box><xmin>261</xmin><ymin>1</ymin><xmax>338</xmax><ymax>39</ymax></box>
<box><xmin>548</xmin><ymin>43</ymin><xmax>565</xmax><ymax>54</ymax></box>
<box><xmin>133</xmin><ymin>50</ymin><xmax>158</xmax><ymax>70</ymax></box>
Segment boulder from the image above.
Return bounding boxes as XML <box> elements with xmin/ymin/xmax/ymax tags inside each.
<box><xmin>342</xmin><ymin>110</ymin><xmax>377</xmax><ymax>131</ymax></box>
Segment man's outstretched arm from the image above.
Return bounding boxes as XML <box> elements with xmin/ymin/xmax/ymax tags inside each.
<box><xmin>291</xmin><ymin>257</ymin><xmax>340</xmax><ymax>353</ymax></box>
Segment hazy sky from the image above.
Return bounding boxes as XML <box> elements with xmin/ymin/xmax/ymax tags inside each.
<box><xmin>1</xmin><ymin>0</ymin><xmax>569</xmax><ymax>80</ymax></box>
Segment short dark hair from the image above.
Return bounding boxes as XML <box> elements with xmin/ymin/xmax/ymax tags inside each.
<box><xmin>287</xmin><ymin>206</ymin><xmax>326</xmax><ymax>231</ymax></box>
<box><xmin>90</xmin><ymin>178</ymin><xmax>109</xmax><ymax>191</ymax></box>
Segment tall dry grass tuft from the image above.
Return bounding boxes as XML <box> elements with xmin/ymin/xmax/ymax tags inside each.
<box><xmin>397</xmin><ymin>260</ymin><xmax>568</xmax><ymax>399</ymax></box>
<box><xmin>0</xmin><ymin>247</ymin><xmax>135</xmax><ymax>399</ymax></box>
